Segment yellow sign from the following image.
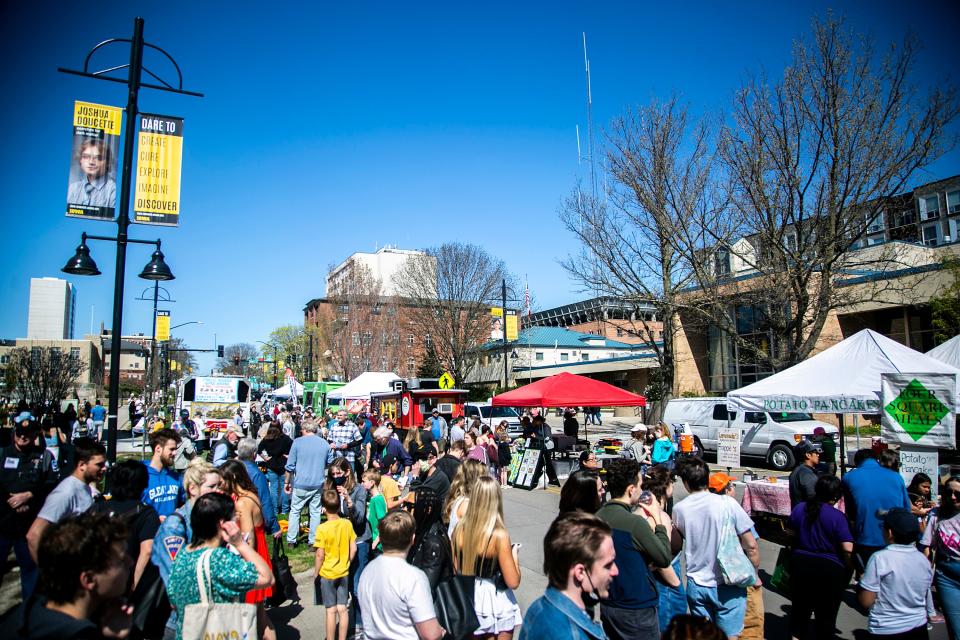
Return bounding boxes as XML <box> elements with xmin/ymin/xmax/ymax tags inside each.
<box><xmin>67</xmin><ymin>101</ymin><xmax>123</xmax><ymax>220</ymax></box>
<box><xmin>506</xmin><ymin>314</ymin><xmax>519</xmax><ymax>341</ymax></box>
<box><xmin>490</xmin><ymin>307</ymin><xmax>503</xmax><ymax>317</ymax></box>
<box><xmin>156</xmin><ymin>310</ymin><xmax>170</xmax><ymax>342</ymax></box>
<box><xmin>438</xmin><ymin>372</ymin><xmax>455</xmax><ymax>389</ymax></box>
<box><xmin>170</xmin><ymin>360</ymin><xmax>179</xmax><ymax>371</ymax></box>
<box><xmin>73</xmin><ymin>101</ymin><xmax>122</xmax><ymax>135</ymax></box>
<box><xmin>134</xmin><ymin>113</ymin><xmax>183</xmax><ymax>226</ymax></box>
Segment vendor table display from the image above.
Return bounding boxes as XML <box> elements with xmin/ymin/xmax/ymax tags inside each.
<box><xmin>742</xmin><ymin>477</ymin><xmax>844</xmax><ymax>517</ymax></box>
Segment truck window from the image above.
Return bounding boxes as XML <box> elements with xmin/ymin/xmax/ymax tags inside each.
<box><xmin>745</xmin><ymin>412</ymin><xmax>766</xmax><ymax>424</ymax></box>
<box><xmin>712</xmin><ymin>404</ymin><xmax>737</xmax><ymax>421</ymax></box>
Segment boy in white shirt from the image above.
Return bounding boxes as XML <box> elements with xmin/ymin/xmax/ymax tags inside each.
<box><xmin>858</xmin><ymin>508</ymin><xmax>934</xmax><ymax>638</ymax></box>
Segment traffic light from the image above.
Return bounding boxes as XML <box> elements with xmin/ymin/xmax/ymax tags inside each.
<box><xmin>288</xmin><ymin>354</ymin><xmax>297</xmax><ymax>364</ymax></box>
<box><xmin>217</xmin><ymin>345</ymin><xmax>224</xmax><ymax>358</ymax></box>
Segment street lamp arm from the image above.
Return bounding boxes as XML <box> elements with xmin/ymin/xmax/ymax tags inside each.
<box><xmin>171</xmin><ymin>321</ymin><xmax>203</xmax><ymax>330</ymax></box>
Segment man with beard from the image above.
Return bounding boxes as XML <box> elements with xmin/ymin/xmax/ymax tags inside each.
<box><xmin>26</xmin><ymin>438</ymin><xmax>106</xmax><ymax>562</ymax></box>
<box><xmin>0</xmin><ymin>416</ymin><xmax>58</xmax><ymax>599</ymax></box>
<box><xmin>142</xmin><ymin>428</ymin><xmax>183</xmax><ymax>519</ymax></box>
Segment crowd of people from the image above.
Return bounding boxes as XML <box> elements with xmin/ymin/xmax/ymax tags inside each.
<box><xmin>1</xmin><ymin>398</ymin><xmax>958</xmax><ymax>640</ymax></box>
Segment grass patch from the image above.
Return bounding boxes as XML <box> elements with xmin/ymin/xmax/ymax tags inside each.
<box><xmin>843</xmin><ymin>424</ymin><xmax>880</xmax><ymax>436</ymax></box>
<box><xmin>269</xmin><ymin>518</ymin><xmax>318</xmax><ymax>574</ymax></box>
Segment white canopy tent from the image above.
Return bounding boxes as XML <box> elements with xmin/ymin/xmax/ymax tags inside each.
<box><xmin>270</xmin><ymin>381</ymin><xmax>304</xmax><ymax>399</ymax></box>
<box><xmin>928</xmin><ymin>335</ymin><xmax>960</xmax><ymax>370</ymax></box>
<box><xmin>327</xmin><ymin>372</ymin><xmax>401</xmax><ymax>401</ymax></box>
<box><xmin>727</xmin><ymin>329</ymin><xmax>960</xmax><ymax>414</ymax></box>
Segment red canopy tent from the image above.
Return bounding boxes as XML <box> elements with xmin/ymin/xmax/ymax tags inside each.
<box><xmin>491</xmin><ymin>372</ymin><xmax>646</xmax><ymax>408</ymax></box>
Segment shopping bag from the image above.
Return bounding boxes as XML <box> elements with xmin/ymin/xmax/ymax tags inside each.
<box><xmin>182</xmin><ymin>550</ymin><xmax>258</xmax><ymax>640</ymax></box>
<box><xmin>769</xmin><ymin>547</ymin><xmax>791</xmax><ymax>596</ymax></box>
<box><xmin>717</xmin><ymin>500</ymin><xmax>758</xmax><ymax>588</ymax></box>
<box><xmin>267</xmin><ymin>539</ymin><xmax>299</xmax><ymax>606</ymax></box>
<box><xmin>434</xmin><ymin>575</ymin><xmax>479</xmax><ymax>640</ymax></box>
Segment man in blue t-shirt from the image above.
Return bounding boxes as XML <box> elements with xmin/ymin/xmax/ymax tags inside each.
<box><xmin>142</xmin><ymin>428</ymin><xmax>183</xmax><ymax>519</ymax></box>
<box><xmin>429</xmin><ymin>409</ymin><xmax>447</xmax><ymax>442</ymax></box>
<box><xmin>842</xmin><ymin>449</ymin><xmax>911</xmax><ymax>572</ymax></box>
<box><xmin>89</xmin><ymin>400</ymin><xmax>107</xmax><ymax>442</ymax></box>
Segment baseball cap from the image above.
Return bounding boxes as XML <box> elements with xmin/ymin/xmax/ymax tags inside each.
<box><xmin>813</xmin><ymin>426</ymin><xmax>826</xmax><ymax>436</ymax></box>
<box><xmin>708</xmin><ymin>472</ymin><xmax>736</xmax><ymax>494</ymax></box>
<box><xmin>15</xmin><ymin>421</ymin><xmax>40</xmax><ymax>437</ymax></box>
<box><xmin>795</xmin><ymin>440</ymin><xmax>822</xmax><ymax>457</ymax></box>
<box><xmin>883</xmin><ymin>507</ymin><xmax>920</xmax><ymax>541</ymax></box>
<box><xmin>14</xmin><ymin>411</ymin><xmax>34</xmax><ymax>424</ymax></box>
<box><xmin>630</xmin><ymin>424</ymin><xmax>645</xmax><ymax>433</ymax></box>
<box><xmin>381</xmin><ymin>454</ymin><xmax>397</xmax><ymax>469</ymax></box>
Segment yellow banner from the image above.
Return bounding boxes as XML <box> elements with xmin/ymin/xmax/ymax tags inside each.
<box><xmin>156</xmin><ymin>310</ymin><xmax>170</xmax><ymax>342</ymax></box>
<box><xmin>490</xmin><ymin>307</ymin><xmax>503</xmax><ymax>317</ymax></box>
<box><xmin>170</xmin><ymin>360</ymin><xmax>179</xmax><ymax>371</ymax></box>
<box><xmin>506</xmin><ymin>314</ymin><xmax>519</xmax><ymax>341</ymax></box>
<box><xmin>134</xmin><ymin>114</ymin><xmax>183</xmax><ymax>226</ymax></box>
<box><xmin>73</xmin><ymin>101</ymin><xmax>122</xmax><ymax>135</ymax></box>
<box><xmin>67</xmin><ymin>101</ymin><xmax>123</xmax><ymax>221</ymax></box>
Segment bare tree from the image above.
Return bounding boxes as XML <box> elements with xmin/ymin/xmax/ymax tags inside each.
<box><xmin>393</xmin><ymin>243</ymin><xmax>511</xmax><ymax>385</ymax></box>
<box><xmin>218</xmin><ymin>343</ymin><xmax>259</xmax><ymax>376</ymax></box>
<box><xmin>6</xmin><ymin>347</ymin><xmax>87</xmax><ymax>407</ymax></box>
<box><xmin>702</xmin><ymin>15</ymin><xmax>959</xmax><ymax>371</ymax></box>
<box><xmin>560</xmin><ymin>96</ymin><xmax>725</xmax><ymax>402</ymax></box>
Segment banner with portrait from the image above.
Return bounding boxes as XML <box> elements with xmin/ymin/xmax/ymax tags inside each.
<box><xmin>66</xmin><ymin>101</ymin><xmax>122</xmax><ymax>220</ymax></box>
<box><xmin>134</xmin><ymin>113</ymin><xmax>184</xmax><ymax>226</ymax></box>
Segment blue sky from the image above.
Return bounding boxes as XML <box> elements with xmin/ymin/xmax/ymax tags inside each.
<box><xmin>1</xmin><ymin>1</ymin><xmax>958</xmax><ymax>373</ymax></box>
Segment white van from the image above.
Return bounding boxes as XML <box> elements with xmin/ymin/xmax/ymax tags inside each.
<box><xmin>464</xmin><ymin>402</ymin><xmax>524</xmax><ymax>437</ymax></box>
<box><xmin>662</xmin><ymin>397</ymin><xmax>839</xmax><ymax>471</ymax></box>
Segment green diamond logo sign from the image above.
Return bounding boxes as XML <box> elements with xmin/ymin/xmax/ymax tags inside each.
<box><xmin>884</xmin><ymin>378</ymin><xmax>951</xmax><ymax>443</ymax></box>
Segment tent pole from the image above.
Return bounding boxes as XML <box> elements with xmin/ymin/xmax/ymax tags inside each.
<box><xmin>855</xmin><ymin>413</ymin><xmax>861</xmax><ymax>451</ymax></box>
<box><xmin>839</xmin><ymin>414</ymin><xmax>846</xmax><ymax>477</ymax></box>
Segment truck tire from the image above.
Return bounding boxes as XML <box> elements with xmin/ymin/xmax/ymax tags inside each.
<box><xmin>768</xmin><ymin>443</ymin><xmax>795</xmax><ymax>471</ymax></box>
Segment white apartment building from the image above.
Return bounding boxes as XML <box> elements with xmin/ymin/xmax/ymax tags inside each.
<box><xmin>326</xmin><ymin>247</ymin><xmax>436</xmax><ymax>297</ymax></box>
<box><xmin>27</xmin><ymin>277</ymin><xmax>76</xmax><ymax>340</ymax></box>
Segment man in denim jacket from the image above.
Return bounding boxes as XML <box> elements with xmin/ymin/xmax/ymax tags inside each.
<box><xmin>519</xmin><ymin>512</ymin><xmax>617</xmax><ymax>640</ymax></box>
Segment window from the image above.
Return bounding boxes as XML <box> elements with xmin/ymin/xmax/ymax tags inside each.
<box><xmin>745</xmin><ymin>411</ymin><xmax>766</xmax><ymax>424</ymax></box>
<box><xmin>581</xmin><ymin>353</ymin><xmax>589</xmax><ymax>361</ymax></box>
<box><xmin>425</xmin><ymin>334</ymin><xmax>432</xmax><ymax>347</ymax></box>
<box><xmin>922</xmin><ymin>224</ymin><xmax>940</xmax><ymax>247</ymax></box>
<box><xmin>560</xmin><ymin>352</ymin><xmax>569</xmax><ymax>362</ymax></box>
<box><xmin>920</xmin><ymin>195</ymin><xmax>940</xmax><ymax>220</ymax></box>
<box><xmin>407</xmin><ymin>334</ymin><xmax>415</xmax><ymax>346</ymax></box>
<box><xmin>387</xmin><ymin>306</ymin><xmax>397</xmax><ymax>316</ymax></box>
<box><xmin>407</xmin><ymin>357</ymin><xmax>415</xmax><ymax>373</ymax></box>
<box><xmin>783</xmin><ymin>232</ymin><xmax>797</xmax><ymax>252</ymax></box>
<box><xmin>70</xmin><ymin>347</ymin><xmax>81</xmax><ymax>359</ymax></box>
<box><xmin>712</xmin><ymin>404</ymin><xmax>737</xmax><ymax>421</ymax></box>
<box><xmin>535</xmin><ymin>352</ymin><xmax>544</xmax><ymax>361</ymax></box>
<box><xmin>616</xmin><ymin>328</ymin><xmax>624</xmax><ymax>337</ymax></box>
<box><xmin>867</xmin><ymin>211</ymin><xmax>885</xmax><ymax>233</ymax></box>
<box><xmin>362</xmin><ymin>332</ymin><xmax>372</xmax><ymax>345</ymax></box>
<box><xmin>948</xmin><ymin>190</ymin><xmax>960</xmax><ymax>214</ymax></box>
<box><xmin>0</xmin><ymin>355</ymin><xmax>8</xmax><ymax>365</ymax></box>
<box><xmin>867</xmin><ymin>235</ymin><xmax>886</xmax><ymax>246</ymax></box>
<box><xmin>352</xmin><ymin>332</ymin><xmax>360</xmax><ymax>346</ymax></box>
<box><xmin>891</xmin><ymin>209</ymin><xmax>916</xmax><ymax>228</ymax></box>
<box><xmin>714</xmin><ymin>248</ymin><xmax>730</xmax><ymax>276</ymax></box>
<box><xmin>338</xmin><ymin>304</ymin><xmax>349</xmax><ymax>314</ymax></box>
<box><xmin>372</xmin><ymin>305</ymin><xmax>381</xmax><ymax>315</ymax></box>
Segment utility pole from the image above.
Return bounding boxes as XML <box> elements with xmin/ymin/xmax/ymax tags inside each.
<box><xmin>502</xmin><ymin>278</ymin><xmax>508</xmax><ymax>389</ymax></box>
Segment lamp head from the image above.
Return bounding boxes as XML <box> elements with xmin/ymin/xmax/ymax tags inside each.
<box><xmin>61</xmin><ymin>238</ymin><xmax>101</xmax><ymax>276</ymax></box>
<box><xmin>139</xmin><ymin>247</ymin><xmax>175</xmax><ymax>281</ymax></box>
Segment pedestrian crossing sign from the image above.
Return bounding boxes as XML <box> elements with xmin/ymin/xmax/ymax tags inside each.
<box><xmin>438</xmin><ymin>372</ymin><xmax>455</xmax><ymax>389</ymax></box>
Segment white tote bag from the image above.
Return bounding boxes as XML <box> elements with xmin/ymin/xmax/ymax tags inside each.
<box><xmin>181</xmin><ymin>549</ymin><xmax>258</xmax><ymax>640</ymax></box>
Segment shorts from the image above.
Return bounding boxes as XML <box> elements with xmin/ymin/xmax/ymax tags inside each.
<box><xmin>686</xmin><ymin>580</ymin><xmax>747</xmax><ymax>637</ymax></box>
<box><xmin>316</xmin><ymin>576</ymin><xmax>349</xmax><ymax>608</ymax></box>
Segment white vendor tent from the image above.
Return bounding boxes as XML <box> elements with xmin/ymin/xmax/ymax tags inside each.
<box><xmin>328</xmin><ymin>372</ymin><xmax>401</xmax><ymax>401</ymax></box>
<box><xmin>928</xmin><ymin>335</ymin><xmax>960</xmax><ymax>370</ymax></box>
<box><xmin>727</xmin><ymin>329</ymin><xmax>960</xmax><ymax>414</ymax></box>
<box><xmin>271</xmin><ymin>381</ymin><xmax>304</xmax><ymax>399</ymax></box>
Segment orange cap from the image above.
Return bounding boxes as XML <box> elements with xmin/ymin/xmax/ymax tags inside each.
<box><xmin>709</xmin><ymin>472</ymin><xmax>736</xmax><ymax>494</ymax></box>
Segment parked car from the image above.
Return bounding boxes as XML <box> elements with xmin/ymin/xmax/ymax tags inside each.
<box><xmin>464</xmin><ymin>402</ymin><xmax>524</xmax><ymax>437</ymax></box>
<box><xmin>662</xmin><ymin>397</ymin><xmax>840</xmax><ymax>471</ymax></box>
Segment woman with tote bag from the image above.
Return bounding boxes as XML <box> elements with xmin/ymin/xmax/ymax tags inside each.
<box><xmin>167</xmin><ymin>493</ymin><xmax>274</xmax><ymax>640</ymax></box>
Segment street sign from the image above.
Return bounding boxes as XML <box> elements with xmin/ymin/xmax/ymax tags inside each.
<box><xmin>438</xmin><ymin>372</ymin><xmax>455</xmax><ymax>389</ymax></box>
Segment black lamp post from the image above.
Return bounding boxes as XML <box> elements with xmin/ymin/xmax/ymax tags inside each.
<box><xmin>57</xmin><ymin>17</ymin><xmax>201</xmax><ymax>463</ymax></box>
<box><xmin>63</xmin><ymin>232</ymin><xmax>174</xmax><ymax>461</ymax></box>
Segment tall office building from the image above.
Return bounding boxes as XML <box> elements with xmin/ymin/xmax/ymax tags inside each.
<box><xmin>27</xmin><ymin>277</ymin><xmax>76</xmax><ymax>340</ymax></box>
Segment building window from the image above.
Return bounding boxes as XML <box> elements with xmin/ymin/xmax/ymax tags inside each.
<box><xmin>407</xmin><ymin>334</ymin><xmax>415</xmax><ymax>346</ymax></box>
<box><xmin>352</xmin><ymin>332</ymin><xmax>360</xmax><ymax>346</ymax></box>
<box><xmin>616</xmin><ymin>328</ymin><xmax>624</xmax><ymax>337</ymax></box>
<box><xmin>0</xmin><ymin>355</ymin><xmax>8</xmax><ymax>364</ymax></box>
<box><xmin>922</xmin><ymin>224</ymin><xmax>940</xmax><ymax>247</ymax></box>
<box><xmin>362</xmin><ymin>332</ymin><xmax>372</xmax><ymax>345</ymax></box>
<box><xmin>784</xmin><ymin>233</ymin><xmax>797</xmax><ymax>251</ymax></box>
<box><xmin>920</xmin><ymin>195</ymin><xmax>940</xmax><ymax>220</ymax></box>
<box><xmin>948</xmin><ymin>190</ymin><xmax>960</xmax><ymax>215</ymax></box>
<box><xmin>70</xmin><ymin>347</ymin><xmax>81</xmax><ymax>359</ymax></box>
<box><xmin>560</xmin><ymin>352</ymin><xmax>569</xmax><ymax>362</ymax></box>
<box><xmin>581</xmin><ymin>353</ymin><xmax>589</xmax><ymax>361</ymax></box>
<box><xmin>338</xmin><ymin>304</ymin><xmax>349</xmax><ymax>314</ymax></box>
<box><xmin>425</xmin><ymin>334</ymin><xmax>432</xmax><ymax>347</ymax></box>
<box><xmin>714</xmin><ymin>248</ymin><xmax>730</xmax><ymax>276</ymax></box>
<box><xmin>372</xmin><ymin>305</ymin><xmax>381</xmax><ymax>315</ymax></box>
<box><xmin>535</xmin><ymin>352</ymin><xmax>544</xmax><ymax>361</ymax></box>
<box><xmin>407</xmin><ymin>357</ymin><xmax>415</xmax><ymax>373</ymax></box>
<box><xmin>867</xmin><ymin>211</ymin><xmax>885</xmax><ymax>234</ymax></box>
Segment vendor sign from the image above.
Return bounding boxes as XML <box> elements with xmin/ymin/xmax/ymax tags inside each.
<box><xmin>717</xmin><ymin>427</ymin><xmax>741</xmax><ymax>468</ymax></box>
<box><xmin>898</xmin><ymin>445</ymin><xmax>939</xmax><ymax>497</ymax></box>
<box><xmin>881</xmin><ymin>373</ymin><xmax>956</xmax><ymax>448</ymax></box>
<box><xmin>194</xmin><ymin>376</ymin><xmax>239</xmax><ymax>403</ymax></box>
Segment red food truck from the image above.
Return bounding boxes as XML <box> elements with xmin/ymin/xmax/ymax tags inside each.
<box><xmin>370</xmin><ymin>383</ymin><xmax>467</xmax><ymax>431</ymax></box>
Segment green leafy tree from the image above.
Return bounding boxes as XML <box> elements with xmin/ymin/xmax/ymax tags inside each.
<box><xmin>931</xmin><ymin>256</ymin><xmax>960</xmax><ymax>344</ymax></box>
<box><xmin>417</xmin><ymin>342</ymin><xmax>445</xmax><ymax>378</ymax></box>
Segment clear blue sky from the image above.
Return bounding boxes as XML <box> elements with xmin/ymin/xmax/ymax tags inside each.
<box><xmin>1</xmin><ymin>1</ymin><xmax>957</xmax><ymax>373</ymax></box>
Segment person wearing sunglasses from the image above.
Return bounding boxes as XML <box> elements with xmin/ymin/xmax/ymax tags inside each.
<box><xmin>921</xmin><ymin>476</ymin><xmax>960</xmax><ymax>637</ymax></box>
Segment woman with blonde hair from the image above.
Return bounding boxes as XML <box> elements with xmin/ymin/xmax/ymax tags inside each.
<box><xmin>445</xmin><ymin>458</ymin><xmax>488</xmax><ymax>537</ymax></box>
<box><xmin>451</xmin><ymin>475</ymin><xmax>521</xmax><ymax>639</ymax></box>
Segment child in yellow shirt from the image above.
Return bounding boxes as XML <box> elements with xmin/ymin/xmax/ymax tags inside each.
<box><xmin>314</xmin><ymin>489</ymin><xmax>357</xmax><ymax>640</ymax></box>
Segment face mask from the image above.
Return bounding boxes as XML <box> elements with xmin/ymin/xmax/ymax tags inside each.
<box><xmin>582</xmin><ymin>571</ymin><xmax>602</xmax><ymax>607</ymax></box>
<box><xmin>333</xmin><ymin>476</ymin><xmax>346</xmax><ymax>486</ymax></box>
<box><xmin>419</xmin><ymin>461</ymin><xmax>430</xmax><ymax>473</ymax></box>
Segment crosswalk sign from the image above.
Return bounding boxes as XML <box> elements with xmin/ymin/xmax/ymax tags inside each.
<box><xmin>438</xmin><ymin>372</ymin><xmax>455</xmax><ymax>389</ymax></box>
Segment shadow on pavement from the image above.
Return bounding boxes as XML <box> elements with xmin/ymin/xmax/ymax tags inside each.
<box><xmin>270</xmin><ymin>602</ymin><xmax>304</xmax><ymax>640</ymax></box>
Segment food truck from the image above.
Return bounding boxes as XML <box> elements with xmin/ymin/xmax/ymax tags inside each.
<box><xmin>302</xmin><ymin>381</ymin><xmax>347</xmax><ymax>414</ymax></box>
<box><xmin>178</xmin><ymin>375</ymin><xmax>251</xmax><ymax>439</ymax></box>
<box><xmin>370</xmin><ymin>380</ymin><xmax>467</xmax><ymax>431</ymax></box>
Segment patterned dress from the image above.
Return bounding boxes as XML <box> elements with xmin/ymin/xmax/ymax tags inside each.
<box><xmin>166</xmin><ymin>546</ymin><xmax>259</xmax><ymax>640</ymax></box>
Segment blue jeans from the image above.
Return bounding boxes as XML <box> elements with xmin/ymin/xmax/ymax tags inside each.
<box><xmin>686</xmin><ymin>580</ymin><xmax>747</xmax><ymax>637</ymax></box>
<box><xmin>265</xmin><ymin>469</ymin><xmax>290</xmax><ymax>515</ymax></box>
<box><xmin>350</xmin><ymin>540</ymin><xmax>370</xmax><ymax>628</ymax></box>
<box><xmin>287</xmin><ymin>487</ymin><xmax>323</xmax><ymax>545</ymax></box>
<box><xmin>936</xmin><ymin>557</ymin><xmax>960</xmax><ymax>640</ymax></box>
<box><xmin>658</xmin><ymin>556</ymin><xmax>687</xmax><ymax>630</ymax></box>
<box><xmin>0</xmin><ymin>535</ymin><xmax>37</xmax><ymax>599</ymax></box>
